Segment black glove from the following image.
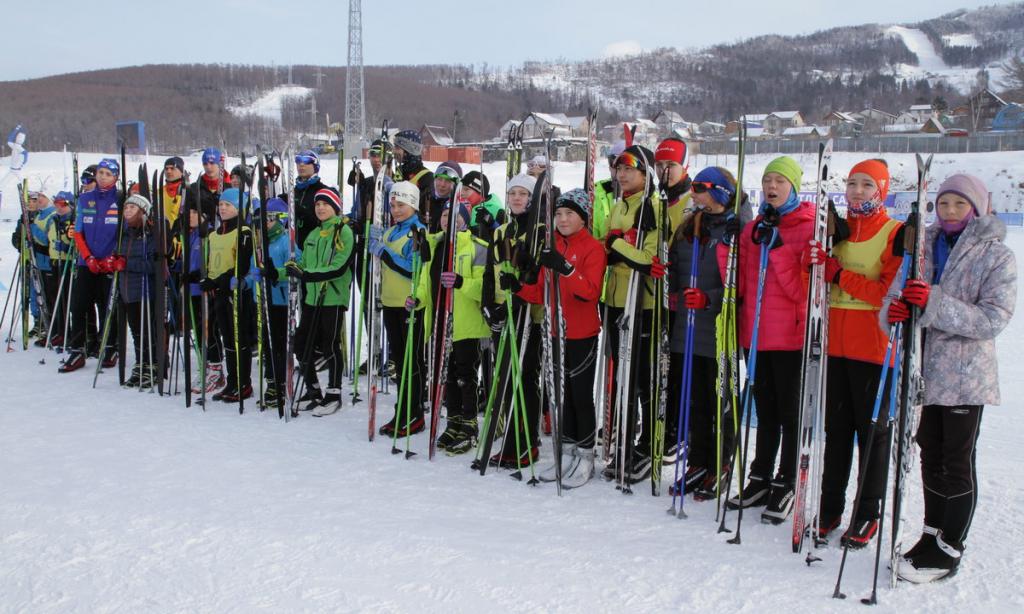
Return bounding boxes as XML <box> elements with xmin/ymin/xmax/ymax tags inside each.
<box><xmin>635</xmin><ymin>198</ymin><xmax>657</xmax><ymax>232</ymax></box>
<box><xmin>721</xmin><ymin>214</ymin><xmax>741</xmax><ymax>246</ymax></box>
<box><xmin>348</xmin><ymin>217</ymin><xmax>365</xmax><ymax>237</ymax></box>
<box><xmin>511</xmin><ymin>245</ymin><xmax>535</xmax><ymax>273</ymax></box>
<box><xmin>828</xmin><ymin>199</ymin><xmax>850</xmax><ymax>245</ymax></box>
<box><xmin>216</xmin><ymin>272</ymin><xmax>233</xmax><ymax>291</ymax></box>
<box><xmin>285</xmin><ymin>262</ymin><xmax>305</xmax><ymax>280</ymax></box>
<box><xmin>752</xmin><ymin>220</ymin><xmax>784</xmax><ymax>250</ymax></box>
<box><xmin>414</xmin><ymin>227</ymin><xmax>431</xmax><ymax>262</ymax></box>
<box><xmin>474</xmin><ymin>207</ymin><xmax>494</xmax><ymax>230</ymax></box>
<box><xmin>187</xmin><ymin>269</ymin><xmax>202</xmax><ymax>283</ymax></box>
<box><xmin>538</xmin><ymin>247</ymin><xmax>573</xmax><ymax>276</ymax></box>
<box><xmin>199</xmin><ymin>277</ymin><xmax>218</xmax><ymax>292</ymax></box>
<box><xmin>499</xmin><ymin>272</ymin><xmax>522</xmax><ymax>293</ymax></box>
<box><xmin>262</xmin><ymin>265</ymin><xmax>279</xmax><ymax>282</ymax></box>
<box><xmin>483</xmin><ymin>303</ymin><xmax>507</xmax><ymax>332</ymax></box>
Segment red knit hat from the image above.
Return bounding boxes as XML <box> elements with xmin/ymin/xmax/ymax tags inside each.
<box><xmin>655</xmin><ymin>138</ymin><xmax>689</xmax><ymax>168</ymax></box>
<box><xmin>849</xmin><ymin>159</ymin><xmax>890</xmax><ymax>202</ymax></box>
<box><xmin>313</xmin><ymin>188</ymin><xmax>342</xmax><ymax>213</ymax></box>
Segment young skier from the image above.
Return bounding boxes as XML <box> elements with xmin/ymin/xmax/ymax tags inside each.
<box><xmin>372</xmin><ymin>181</ymin><xmax>428</xmax><ymax>436</ymax></box>
<box><xmin>808</xmin><ymin>159</ymin><xmax>904</xmax><ymax>543</ymax></box>
<box><xmin>45</xmin><ymin>191</ymin><xmax>77</xmax><ymax>348</ymax></box>
<box><xmin>200</xmin><ymin>187</ymin><xmax>253</xmax><ymax>402</ymax></box>
<box><xmin>520</xmin><ymin>188</ymin><xmax>607</xmax><ymax>488</ymax></box>
<box><xmin>118</xmin><ymin>194</ymin><xmax>165</xmax><ymax>388</ymax></box>
<box><xmin>425</xmin><ymin>161</ymin><xmax>462</xmax><ymax>233</ymax></box>
<box><xmin>293</xmin><ymin>150</ymin><xmax>329</xmax><ymax>249</ymax></box>
<box><xmin>888</xmin><ymin>174</ymin><xmax>1016</xmax><ymax>583</ymax></box>
<box><xmin>669</xmin><ymin>167</ymin><xmax>753</xmax><ymax>497</ymax></box>
<box><xmin>252</xmin><ymin>198</ymin><xmax>291</xmax><ymax>408</ymax></box>
<box><xmin>724</xmin><ymin>156</ymin><xmax>814</xmax><ymax>523</ymax></box>
<box><xmin>286</xmin><ymin>188</ymin><xmax>355</xmax><ymax>415</ymax></box>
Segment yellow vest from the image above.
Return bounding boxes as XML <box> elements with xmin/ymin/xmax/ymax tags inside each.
<box><xmin>207</xmin><ymin>228</ymin><xmax>237</xmax><ymax>279</ymax></box>
<box><xmin>830</xmin><ymin>218</ymin><xmax>900</xmax><ymax>310</ymax></box>
<box><xmin>381</xmin><ymin>226</ymin><xmax>415</xmax><ymax>308</ymax></box>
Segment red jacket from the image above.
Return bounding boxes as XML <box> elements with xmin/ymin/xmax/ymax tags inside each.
<box><xmin>518</xmin><ymin>228</ymin><xmax>606</xmax><ymax>339</ymax></box>
<box><xmin>722</xmin><ymin>201</ymin><xmax>815</xmax><ymax>352</ymax></box>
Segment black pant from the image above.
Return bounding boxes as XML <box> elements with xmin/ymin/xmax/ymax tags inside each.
<box><xmin>294</xmin><ymin>303</ymin><xmax>345</xmax><ymax>391</ymax></box>
<box><xmin>49</xmin><ymin>265</ymin><xmax>73</xmax><ymax>341</ymax></box>
<box><xmin>819</xmin><ymin>357</ymin><xmax>892</xmax><ymax>521</ymax></box>
<box><xmin>673</xmin><ymin>353</ymin><xmax>736</xmax><ymax>469</ymax></box>
<box><xmin>563</xmin><ymin>336</ymin><xmax>599</xmax><ymax>448</ymax></box>
<box><xmin>69</xmin><ymin>267</ymin><xmax>112</xmax><ymax>353</ymax></box>
<box><xmin>260</xmin><ymin>304</ymin><xmax>288</xmax><ymax>386</ymax></box>
<box><xmin>749</xmin><ymin>350</ymin><xmax>801</xmax><ymax>484</ymax></box>
<box><xmin>189</xmin><ymin>294</ymin><xmax>223</xmax><ymax>363</ymax></box>
<box><xmin>445</xmin><ymin>338</ymin><xmax>481</xmax><ymax>421</ymax></box>
<box><xmin>917</xmin><ymin>404</ymin><xmax>983</xmax><ymax>547</ymax></box>
<box><xmin>499</xmin><ymin>320</ymin><xmax>543</xmax><ymax>456</ymax></box>
<box><xmin>214</xmin><ymin>288</ymin><xmax>251</xmax><ymax>390</ymax></box>
<box><xmin>383</xmin><ymin>306</ymin><xmax>424</xmax><ymax>420</ymax></box>
<box><xmin>123</xmin><ymin>298</ymin><xmax>155</xmax><ymax>366</ymax></box>
<box><xmin>604</xmin><ymin>306</ymin><xmax>653</xmax><ymax>457</ymax></box>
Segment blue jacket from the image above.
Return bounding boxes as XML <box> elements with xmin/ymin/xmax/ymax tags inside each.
<box><xmin>75</xmin><ymin>187</ymin><xmax>121</xmax><ymax>263</ymax></box>
<box><xmin>250</xmin><ymin>224</ymin><xmax>291</xmax><ymax>306</ymax></box>
<box><xmin>118</xmin><ymin>222</ymin><xmax>157</xmax><ymax>304</ymax></box>
<box><xmin>31</xmin><ymin>206</ymin><xmax>55</xmax><ymax>271</ymax></box>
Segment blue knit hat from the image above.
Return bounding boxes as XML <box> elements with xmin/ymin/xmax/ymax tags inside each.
<box><xmin>693</xmin><ymin>167</ymin><xmax>737</xmax><ymax>206</ymax></box>
<box><xmin>201</xmin><ymin>147</ymin><xmax>221</xmax><ymax>166</ymax></box>
<box><xmin>219</xmin><ymin>187</ymin><xmax>248</xmax><ymax>210</ymax></box>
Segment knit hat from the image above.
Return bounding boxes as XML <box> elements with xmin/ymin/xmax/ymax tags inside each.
<box><xmin>506</xmin><ymin>173</ymin><xmax>536</xmax><ymax>196</ymax></box>
<box><xmin>444</xmin><ymin>202</ymin><xmax>471</xmax><ymax>228</ymax></box>
<box><xmin>394</xmin><ymin>130</ymin><xmax>423</xmax><ymax>156</ymax></box>
<box><xmin>462</xmin><ymin>171</ymin><xmax>490</xmax><ymax>197</ymax></box>
<box><xmin>390</xmin><ymin>181</ymin><xmax>421</xmax><ymax>210</ymax></box>
<box><xmin>655</xmin><ymin>138</ymin><xmax>689</xmax><ymax>168</ymax></box>
<box><xmin>369</xmin><ymin>139</ymin><xmax>386</xmax><ymax>157</ymax></box>
<box><xmin>692</xmin><ymin>167</ymin><xmax>737</xmax><ymax>206</ymax></box>
<box><xmin>97</xmin><ymin>157</ymin><xmax>120</xmax><ymax>177</ymax></box>
<box><xmin>125</xmin><ymin>193</ymin><xmax>152</xmax><ymax>215</ymax></box>
<box><xmin>219</xmin><ymin>187</ymin><xmax>248</xmax><ymax>210</ymax></box>
<box><xmin>435</xmin><ymin>161</ymin><xmax>463</xmax><ymax>181</ymax></box>
<box><xmin>527</xmin><ymin>155</ymin><xmax>548</xmax><ymax>168</ymax></box>
<box><xmin>201</xmin><ymin>147</ymin><xmax>221</xmax><ymax>165</ymax></box>
<box><xmin>614</xmin><ymin>145</ymin><xmax>655</xmax><ymax>174</ymax></box>
<box><xmin>313</xmin><ymin>188</ymin><xmax>342</xmax><ymax>213</ymax></box>
<box><xmin>164</xmin><ymin>156</ymin><xmax>185</xmax><ymax>172</ymax></box>
<box><xmin>556</xmin><ymin>188</ymin><xmax>592</xmax><ymax>224</ymax></box>
<box><xmin>763</xmin><ymin>156</ymin><xmax>803</xmax><ymax>193</ymax></box>
<box><xmin>849</xmin><ymin>159</ymin><xmax>891</xmax><ymax>202</ymax></box>
<box><xmin>230</xmin><ymin>164</ymin><xmax>252</xmax><ymax>183</ymax></box>
<box><xmin>295</xmin><ymin>150</ymin><xmax>320</xmax><ymax>173</ymax></box>
<box><xmin>937</xmin><ymin>173</ymin><xmax>991</xmax><ymax>216</ymax></box>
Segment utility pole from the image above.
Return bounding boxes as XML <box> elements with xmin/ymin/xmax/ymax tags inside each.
<box><xmin>344</xmin><ymin>0</ymin><xmax>367</xmax><ymax>157</ymax></box>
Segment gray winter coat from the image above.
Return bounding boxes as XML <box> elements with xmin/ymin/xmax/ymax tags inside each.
<box><xmin>670</xmin><ymin>198</ymin><xmax>754</xmax><ymax>357</ymax></box>
<box><xmin>881</xmin><ymin>215</ymin><xmax>1016</xmax><ymax>406</ymax></box>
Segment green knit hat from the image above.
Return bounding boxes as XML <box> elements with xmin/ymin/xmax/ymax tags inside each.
<box><xmin>764</xmin><ymin>156</ymin><xmax>803</xmax><ymax>193</ymax></box>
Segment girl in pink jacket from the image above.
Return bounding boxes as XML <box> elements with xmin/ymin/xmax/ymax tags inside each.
<box><xmin>724</xmin><ymin>156</ymin><xmax>814</xmax><ymax>525</ymax></box>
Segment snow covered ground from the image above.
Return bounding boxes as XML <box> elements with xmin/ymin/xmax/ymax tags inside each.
<box><xmin>884</xmin><ymin>26</ymin><xmax>1006</xmax><ymax>95</ymax></box>
<box><xmin>2</xmin><ymin>153</ymin><xmax>1024</xmax><ymax>612</ymax></box>
<box><xmin>226</xmin><ymin>85</ymin><xmax>314</xmax><ymax>124</ymax></box>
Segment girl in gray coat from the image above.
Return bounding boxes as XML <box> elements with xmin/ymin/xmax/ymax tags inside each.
<box><xmin>886</xmin><ymin>173</ymin><xmax>1016</xmax><ymax>583</ymax></box>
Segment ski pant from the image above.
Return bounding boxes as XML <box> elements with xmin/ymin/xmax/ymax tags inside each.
<box><xmin>294</xmin><ymin>303</ymin><xmax>345</xmax><ymax>392</ymax></box>
<box><xmin>563</xmin><ymin>336</ymin><xmax>599</xmax><ymax>449</ymax></box>
<box><xmin>123</xmin><ymin>298</ymin><xmax>155</xmax><ymax>366</ymax></box>
<box><xmin>819</xmin><ymin>357</ymin><xmax>892</xmax><ymax>522</ymax></box>
<box><xmin>261</xmin><ymin>304</ymin><xmax>288</xmax><ymax>387</ymax></box>
<box><xmin>383</xmin><ymin>306</ymin><xmax>425</xmax><ymax>421</ymax></box>
<box><xmin>917</xmin><ymin>404</ymin><xmax>983</xmax><ymax>548</ymax></box>
<box><xmin>604</xmin><ymin>306</ymin><xmax>653</xmax><ymax>457</ymax></box>
<box><xmin>68</xmin><ymin>266</ymin><xmax>112</xmax><ymax>354</ymax></box>
<box><xmin>189</xmin><ymin>293</ymin><xmax>223</xmax><ymax>363</ymax></box>
<box><xmin>499</xmin><ymin>321</ymin><xmax>543</xmax><ymax>457</ymax></box>
<box><xmin>749</xmin><ymin>350</ymin><xmax>801</xmax><ymax>485</ymax></box>
<box><xmin>446</xmin><ymin>338</ymin><xmax>482</xmax><ymax>422</ymax></box>
<box><xmin>214</xmin><ymin>288</ymin><xmax>251</xmax><ymax>390</ymax></box>
<box><xmin>48</xmin><ymin>265</ymin><xmax>72</xmax><ymax>341</ymax></box>
<box><xmin>674</xmin><ymin>353</ymin><xmax>736</xmax><ymax>470</ymax></box>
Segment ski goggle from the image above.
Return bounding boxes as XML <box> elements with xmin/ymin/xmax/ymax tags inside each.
<box><xmin>691</xmin><ymin>181</ymin><xmax>721</xmax><ymax>194</ymax></box>
<box><xmin>614</xmin><ymin>152</ymin><xmax>644</xmax><ymax>171</ymax></box>
<box><xmin>435</xmin><ymin>166</ymin><xmax>460</xmax><ymax>182</ymax></box>
<box><xmin>294</xmin><ymin>153</ymin><xmax>318</xmax><ymax>166</ymax></box>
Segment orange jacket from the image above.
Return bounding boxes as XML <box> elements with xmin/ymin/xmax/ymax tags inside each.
<box><xmin>827</xmin><ymin>210</ymin><xmax>903</xmax><ymax>365</ymax></box>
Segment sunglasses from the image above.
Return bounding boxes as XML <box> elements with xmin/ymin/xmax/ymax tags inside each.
<box><xmin>690</xmin><ymin>181</ymin><xmax>718</xmax><ymax>193</ymax></box>
<box><xmin>295</xmin><ymin>154</ymin><xmax>318</xmax><ymax>165</ymax></box>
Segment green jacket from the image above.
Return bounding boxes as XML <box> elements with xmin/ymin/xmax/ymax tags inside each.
<box><xmin>299</xmin><ymin>215</ymin><xmax>354</xmax><ymax>307</ymax></box>
<box><xmin>419</xmin><ymin>230</ymin><xmax>490</xmax><ymax>342</ymax></box>
<box><xmin>592</xmin><ymin>178</ymin><xmax>615</xmax><ymax>240</ymax></box>
<box><xmin>604</xmin><ymin>190</ymin><xmax>662</xmax><ymax>309</ymax></box>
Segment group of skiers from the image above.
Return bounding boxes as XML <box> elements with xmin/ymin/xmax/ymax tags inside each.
<box><xmin>8</xmin><ymin>126</ymin><xmax>1016</xmax><ymax>587</ymax></box>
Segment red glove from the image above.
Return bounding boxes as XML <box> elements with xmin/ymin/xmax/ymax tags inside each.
<box><xmin>902</xmin><ymin>279</ymin><xmax>930</xmax><ymax>307</ymax></box>
<box><xmin>86</xmin><ymin>256</ymin><xmax>103</xmax><ymax>274</ymax></box>
<box><xmin>683</xmin><ymin>288</ymin><xmax>708</xmax><ymax>310</ymax></box>
<box><xmin>649</xmin><ymin>256</ymin><xmax>666</xmax><ymax>279</ymax></box>
<box><xmin>623</xmin><ymin>228</ymin><xmax>638</xmax><ymax>247</ymax></box>
<box><xmin>888</xmin><ymin>300</ymin><xmax>911</xmax><ymax>324</ymax></box>
<box><xmin>105</xmin><ymin>254</ymin><xmax>126</xmax><ymax>273</ymax></box>
<box><xmin>824</xmin><ymin>257</ymin><xmax>843</xmax><ymax>284</ymax></box>
<box><xmin>800</xmin><ymin>240</ymin><xmax>826</xmax><ymax>270</ymax></box>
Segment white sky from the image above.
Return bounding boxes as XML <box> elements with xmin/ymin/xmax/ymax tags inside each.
<box><xmin>0</xmin><ymin>0</ymin><xmax>1019</xmax><ymax>81</ymax></box>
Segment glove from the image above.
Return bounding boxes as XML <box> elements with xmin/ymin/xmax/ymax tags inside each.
<box><xmin>722</xmin><ymin>215</ymin><xmax>740</xmax><ymax>246</ymax></box>
<box><xmin>888</xmin><ymin>299</ymin><xmax>911</xmax><ymax>324</ymax></box>
<box><xmin>604</xmin><ymin>230</ymin><xmax>623</xmax><ymax>252</ymax></box>
<box><xmin>285</xmin><ymin>261</ymin><xmax>305</xmax><ymax>280</ymax></box>
<box><xmin>623</xmin><ymin>228</ymin><xmax>638</xmax><ymax>247</ymax></box>
<box><xmin>648</xmin><ymin>256</ymin><xmax>667</xmax><ymax>279</ymax></box>
<box><xmin>171</xmin><ymin>236</ymin><xmax>183</xmax><ymax>260</ymax></box>
<box><xmin>824</xmin><ymin>257</ymin><xmax>843</xmax><ymax>284</ymax></box>
<box><xmin>261</xmin><ymin>265</ymin><xmax>279</xmax><ymax>282</ymax></box>
<box><xmin>404</xmin><ymin>296</ymin><xmax>419</xmax><ymax>312</ymax></box>
<box><xmin>86</xmin><ymin>256</ymin><xmax>103</xmax><ymax>274</ymax></box>
<box><xmin>752</xmin><ymin>221</ymin><xmax>783</xmax><ymax>249</ymax></box>
<box><xmin>683</xmin><ymin>287</ymin><xmax>708</xmax><ymax>310</ymax></box>
<box><xmin>199</xmin><ymin>277</ymin><xmax>218</xmax><ymax>292</ymax></box>
<box><xmin>368</xmin><ymin>225</ymin><xmax>384</xmax><ymax>243</ymax></box>
<box><xmin>828</xmin><ymin>200</ymin><xmax>850</xmax><ymax>244</ymax></box>
<box><xmin>538</xmin><ymin>248</ymin><xmax>574</xmax><ymax>276</ymax></box>
<box><xmin>440</xmin><ymin>271</ymin><xmax>463</xmax><ymax>289</ymax></box>
<box><xmin>474</xmin><ymin>207</ymin><xmax>495</xmax><ymax>230</ymax></box>
<box><xmin>348</xmin><ymin>218</ymin><xmax>365</xmax><ymax>237</ymax></box>
<box><xmin>483</xmin><ymin>303</ymin><xmax>507</xmax><ymax>332</ymax></box>
<box><xmin>801</xmin><ymin>240</ymin><xmax>826</xmax><ymax>270</ymax></box>
<box><xmin>902</xmin><ymin>279</ymin><xmax>930</xmax><ymax>307</ymax></box>
<box><xmin>510</xmin><ymin>245</ymin><xmax>535</xmax><ymax>273</ymax></box>
<box><xmin>368</xmin><ymin>238</ymin><xmax>386</xmax><ymax>258</ymax></box>
<box><xmin>105</xmin><ymin>254</ymin><xmax>126</xmax><ymax>273</ymax></box>
<box><xmin>635</xmin><ymin>199</ymin><xmax>657</xmax><ymax>232</ymax></box>
<box><xmin>499</xmin><ymin>272</ymin><xmax>522</xmax><ymax>293</ymax></box>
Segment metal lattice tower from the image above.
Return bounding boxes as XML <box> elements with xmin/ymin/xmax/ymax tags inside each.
<box><xmin>344</xmin><ymin>0</ymin><xmax>366</xmax><ymax>157</ymax></box>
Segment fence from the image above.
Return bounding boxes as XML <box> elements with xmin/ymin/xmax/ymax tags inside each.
<box><xmin>698</xmin><ymin>132</ymin><xmax>1024</xmax><ymax>156</ymax></box>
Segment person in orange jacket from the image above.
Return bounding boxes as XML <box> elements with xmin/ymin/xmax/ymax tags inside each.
<box><xmin>804</xmin><ymin>159</ymin><xmax>903</xmax><ymax>548</ymax></box>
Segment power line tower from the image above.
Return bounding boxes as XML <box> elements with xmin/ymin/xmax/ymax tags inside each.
<box><xmin>344</xmin><ymin>0</ymin><xmax>367</xmax><ymax>158</ymax></box>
